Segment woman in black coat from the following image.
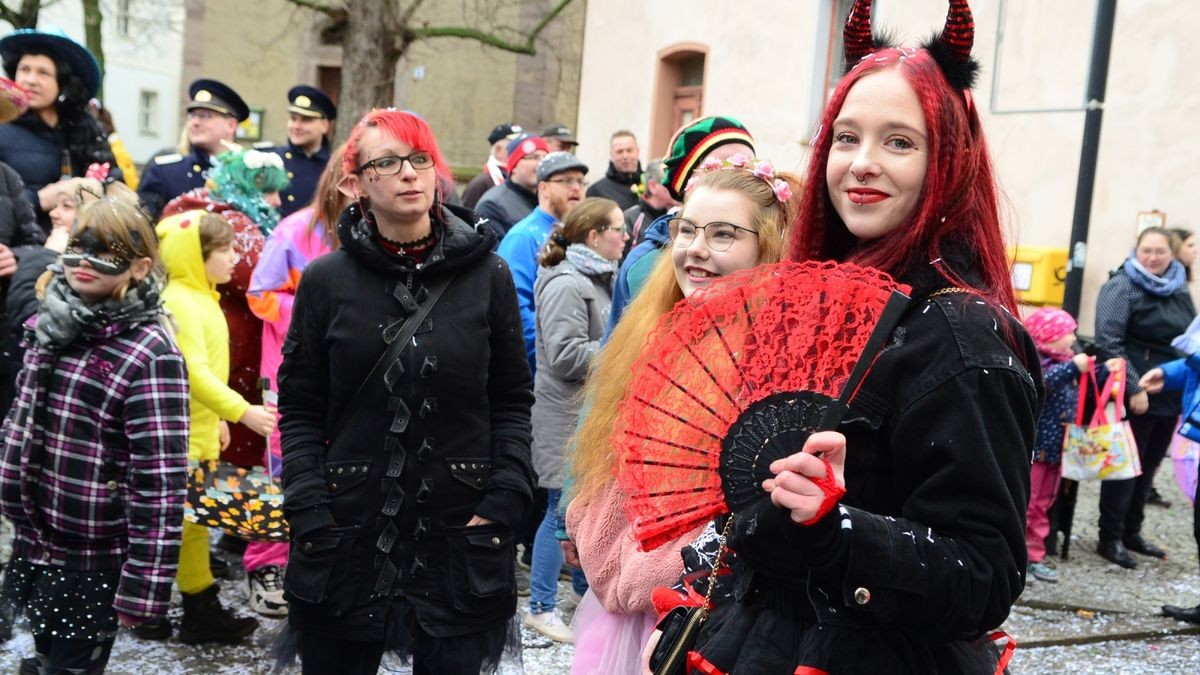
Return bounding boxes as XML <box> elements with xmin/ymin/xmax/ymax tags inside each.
<box><xmin>651</xmin><ymin>3</ymin><xmax>1041</xmax><ymax>673</ymax></box>
<box><xmin>1092</xmin><ymin>226</ymin><xmax>1195</xmax><ymax>568</ymax></box>
<box><xmin>277</xmin><ymin>109</ymin><xmax>534</xmax><ymax>675</ymax></box>
<box><xmin>0</xmin><ymin>29</ymin><xmax>120</xmax><ymax>234</ymax></box>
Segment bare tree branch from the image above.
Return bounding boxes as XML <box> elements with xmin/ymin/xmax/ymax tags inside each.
<box><xmin>396</xmin><ymin>0</ymin><xmax>426</xmax><ymax>30</ymax></box>
<box><xmin>408</xmin><ymin>0</ymin><xmax>573</xmax><ymax>55</ymax></box>
<box><xmin>0</xmin><ymin>0</ymin><xmax>46</xmax><ymax>29</ymax></box>
<box><xmin>283</xmin><ymin>0</ymin><xmax>343</xmax><ymax>19</ymax></box>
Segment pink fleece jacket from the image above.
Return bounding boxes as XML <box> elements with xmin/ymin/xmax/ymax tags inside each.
<box><xmin>566</xmin><ymin>479</ymin><xmax>703</xmax><ymax>615</ymax></box>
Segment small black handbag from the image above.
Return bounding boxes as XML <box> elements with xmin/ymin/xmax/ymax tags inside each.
<box><xmin>648</xmin><ymin>517</ymin><xmax>734</xmax><ymax>675</ymax></box>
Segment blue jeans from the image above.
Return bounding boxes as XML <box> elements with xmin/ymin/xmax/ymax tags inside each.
<box><xmin>530</xmin><ymin>488</ymin><xmax>588</xmax><ymax>613</ymax></box>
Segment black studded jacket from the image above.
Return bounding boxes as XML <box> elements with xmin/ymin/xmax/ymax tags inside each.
<box><xmin>675</xmin><ymin>260</ymin><xmax>1044</xmax><ymax>674</ymax></box>
<box><xmin>277</xmin><ymin>202</ymin><xmax>534</xmax><ymax>641</ymax></box>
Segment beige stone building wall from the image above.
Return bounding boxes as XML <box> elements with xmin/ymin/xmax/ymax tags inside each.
<box><xmin>183</xmin><ymin>0</ymin><xmax>310</xmax><ymax>147</ymax></box>
<box><xmin>576</xmin><ymin>0</ymin><xmax>1200</xmax><ymax>333</ymax></box>
<box><xmin>182</xmin><ymin>0</ymin><xmax>585</xmax><ymax>177</ymax></box>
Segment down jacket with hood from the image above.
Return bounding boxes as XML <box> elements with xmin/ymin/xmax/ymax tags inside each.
<box><xmin>157</xmin><ymin>212</ymin><xmax>251</xmax><ymax>462</ymax></box>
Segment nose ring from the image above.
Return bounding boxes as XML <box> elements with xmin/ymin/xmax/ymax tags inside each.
<box><xmin>853</xmin><ymin>172</ymin><xmax>868</xmax><ymax>185</ymax></box>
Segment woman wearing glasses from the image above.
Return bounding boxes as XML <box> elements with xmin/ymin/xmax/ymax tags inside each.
<box><xmin>276</xmin><ymin>109</ymin><xmax>534</xmax><ymax>674</ymax></box>
<box><xmin>523</xmin><ymin>196</ymin><xmax>624</xmax><ymax>643</ymax></box>
<box><xmin>565</xmin><ymin>161</ymin><xmax>798</xmax><ymax>674</ymax></box>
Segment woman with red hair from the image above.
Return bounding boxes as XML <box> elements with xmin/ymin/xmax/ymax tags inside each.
<box><xmin>653</xmin><ymin>2</ymin><xmax>1041</xmax><ymax>673</ymax></box>
<box><xmin>275</xmin><ymin>109</ymin><xmax>534</xmax><ymax>674</ymax></box>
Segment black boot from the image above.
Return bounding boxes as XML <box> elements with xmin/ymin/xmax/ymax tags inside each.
<box><xmin>1123</xmin><ymin>534</ymin><xmax>1168</xmax><ymax>559</ymax></box>
<box><xmin>1096</xmin><ymin>540</ymin><xmax>1137</xmax><ymax>569</ymax></box>
<box><xmin>1147</xmin><ymin>487</ymin><xmax>1172</xmax><ymax>509</ymax></box>
<box><xmin>1162</xmin><ymin>604</ymin><xmax>1200</xmax><ymax>624</ymax></box>
<box><xmin>129</xmin><ymin>616</ymin><xmax>172</xmax><ymax>641</ymax></box>
<box><xmin>178</xmin><ymin>584</ymin><xmax>258</xmax><ymax>645</ymax></box>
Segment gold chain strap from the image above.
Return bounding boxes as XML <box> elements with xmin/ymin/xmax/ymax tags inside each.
<box><xmin>927</xmin><ymin>286</ymin><xmax>972</xmax><ymax>298</ymax></box>
<box><xmin>701</xmin><ymin>516</ymin><xmax>736</xmax><ymax>611</ymax></box>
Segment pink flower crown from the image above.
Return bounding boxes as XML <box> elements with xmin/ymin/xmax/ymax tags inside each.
<box><xmin>685</xmin><ymin>153</ymin><xmax>793</xmax><ymax>203</ymax></box>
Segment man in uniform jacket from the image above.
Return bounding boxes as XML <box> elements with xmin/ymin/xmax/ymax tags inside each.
<box><xmin>267</xmin><ymin>85</ymin><xmax>335</xmax><ymax>217</ymax></box>
<box><xmin>138</xmin><ymin>79</ymin><xmax>249</xmax><ymax>220</ymax></box>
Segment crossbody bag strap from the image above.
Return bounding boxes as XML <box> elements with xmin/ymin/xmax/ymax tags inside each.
<box><xmin>332</xmin><ymin>271</ymin><xmax>457</xmax><ymax>439</ymax></box>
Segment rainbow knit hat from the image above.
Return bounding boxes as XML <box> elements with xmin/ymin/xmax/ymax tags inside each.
<box><xmin>662</xmin><ymin>115</ymin><xmax>755</xmax><ymax>201</ymax></box>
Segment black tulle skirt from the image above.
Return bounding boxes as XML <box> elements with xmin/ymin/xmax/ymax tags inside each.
<box><xmin>0</xmin><ymin>558</ymin><xmax>119</xmax><ymax>642</ymax></box>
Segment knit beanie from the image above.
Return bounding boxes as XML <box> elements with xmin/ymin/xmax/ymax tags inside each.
<box><xmin>662</xmin><ymin>115</ymin><xmax>755</xmax><ymax>201</ymax></box>
<box><xmin>504</xmin><ymin>135</ymin><xmax>550</xmax><ymax>174</ymax></box>
<box><xmin>1024</xmin><ymin>307</ymin><xmax>1077</xmax><ymax>353</ymax></box>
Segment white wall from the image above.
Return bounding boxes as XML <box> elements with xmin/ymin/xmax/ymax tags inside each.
<box><xmin>34</xmin><ymin>0</ymin><xmax>184</xmax><ymax>164</ymax></box>
<box><xmin>575</xmin><ymin>1</ymin><xmax>821</xmax><ymax>176</ymax></box>
<box><xmin>577</xmin><ymin>0</ymin><xmax>1200</xmax><ymax>333</ymax></box>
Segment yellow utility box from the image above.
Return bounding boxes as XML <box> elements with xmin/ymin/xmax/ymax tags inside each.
<box><xmin>1007</xmin><ymin>246</ymin><xmax>1068</xmax><ymax>307</ymax></box>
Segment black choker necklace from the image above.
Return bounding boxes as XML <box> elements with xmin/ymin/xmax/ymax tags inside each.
<box><xmin>380</xmin><ymin>230</ymin><xmax>435</xmax><ymax>249</ymax></box>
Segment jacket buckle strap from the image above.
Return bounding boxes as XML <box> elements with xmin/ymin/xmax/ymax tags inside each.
<box><xmin>385</xmin><ymin>437</ymin><xmax>406</xmax><ymax>478</ymax></box>
<box><xmin>419</xmin><ymin>356</ymin><xmax>438</xmax><ymax>378</ymax></box>
<box><xmin>415</xmin><ymin>478</ymin><xmax>433</xmax><ymax>503</ymax></box>
<box><xmin>382</xmin><ymin>315</ymin><xmax>404</xmax><ymax>344</ymax></box>
<box><xmin>412</xmin><ymin>517</ymin><xmax>429</xmax><ymax>540</ymax></box>
<box><xmin>391</xmin><ymin>282</ymin><xmax>419</xmax><ymax>314</ymax></box>
<box><xmin>375</xmin><ymin>520</ymin><xmax>399</xmax><ymax>554</ymax></box>
<box><xmin>416</xmin><ymin>437</ymin><xmax>434</xmax><ymax>461</ymax></box>
<box><xmin>382</xmin><ymin>480</ymin><xmax>406</xmax><ymax>517</ymax></box>
<box><xmin>373</xmin><ymin>557</ymin><xmax>399</xmax><ymax>597</ymax></box>
<box><xmin>418</xmin><ymin>397</ymin><xmax>437</xmax><ymax>419</ymax></box>
<box><xmin>409</xmin><ymin>554</ymin><xmax>427</xmax><ymax>578</ymax></box>
<box><xmin>383</xmin><ymin>358</ymin><xmax>405</xmax><ymax>392</ymax></box>
<box><xmin>388</xmin><ymin>397</ymin><xmax>410</xmax><ymax>434</ymax></box>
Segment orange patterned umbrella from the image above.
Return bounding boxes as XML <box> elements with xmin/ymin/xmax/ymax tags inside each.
<box><xmin>185</xmin><ymin>460</ymin><xmax>288</xmax><ymax>543</ymax></box>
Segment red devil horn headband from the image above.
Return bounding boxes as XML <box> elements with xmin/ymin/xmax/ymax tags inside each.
<box><xmin>842</xmin><ymin>0</ymin><xmax>876</xmax><ymax>66</ymax></box>
<box><xmin>842</xmin><ymin>0</ymin><xmax>980</xmax><ymax>91</ymax></box>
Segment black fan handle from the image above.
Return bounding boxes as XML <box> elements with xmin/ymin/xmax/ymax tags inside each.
<box><xmin>817</xmin><ymin>290</ymin><xmax>911</xmax><ymax>430</ymax></box>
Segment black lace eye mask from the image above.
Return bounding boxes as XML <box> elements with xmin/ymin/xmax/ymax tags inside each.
<box><xmin>63</xmin><ymin>229</ymin><xmax>132</xmax><ymax>275</ymax></box>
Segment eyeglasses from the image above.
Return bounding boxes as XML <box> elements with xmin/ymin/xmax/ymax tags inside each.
<box><xmin>546</xmin><ymin>177</ymin><xmax>589</xmax><ymax>188</ymax></box>
<box><xmin>62</xmin><ymin>251</ymin><xmax>130</xmax><ymax>275</ymax></box>
<box><xmin>354</xmin><ymin>151</ymin><xmax>435</xmax><ymax>176</ymax></box>
<box><xmin>669</xmin><ymin>217</ymin><xmax>758</xmax><ymax>252</ymax></box>
<box><xmin>606</xmin><ymin>224</ymin><xmax>628</xmax><ymax>234</ymax></box>
<box><xmin>187</xmin><ymin>109</ymin><xmax>229</xmax><ymax>122</ymax></box>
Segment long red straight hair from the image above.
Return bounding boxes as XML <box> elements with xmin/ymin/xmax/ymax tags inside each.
<box><xmin>789</xmin><ymin>47</ymin><xmax>1016</xmax><ymax>313</ymax></box>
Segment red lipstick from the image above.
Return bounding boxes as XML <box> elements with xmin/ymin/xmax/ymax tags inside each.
<box><xmin>848</xmin><ymin>188</ymin><xmax>888</xmax><ymax>205</ymax></box>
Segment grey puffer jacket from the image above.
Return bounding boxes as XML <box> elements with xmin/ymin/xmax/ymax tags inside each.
<box><xmin>530</xmin><ymin>258</ymin><xmax>613</xmax><ymax>489</ymax></box>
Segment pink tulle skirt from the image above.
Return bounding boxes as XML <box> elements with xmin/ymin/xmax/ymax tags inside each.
<box><xmin>570</xmin><ymin>590</ymin><xmax>658</xmax><ymax>675</ymax></box>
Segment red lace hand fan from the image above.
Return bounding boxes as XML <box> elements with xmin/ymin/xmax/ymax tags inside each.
<box><xmin>614</xmin><ymin>260</ymin><xmax>910</xmax><ymax>550</ymax></box>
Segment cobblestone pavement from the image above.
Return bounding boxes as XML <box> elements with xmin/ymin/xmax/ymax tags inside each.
<box><xmin>1006</xmin><ymin>460</ymin><xmax>1200</xmax><ymax>673</ymax></box>
<box><xmin>2</xmin><ymin>464</ymin><xmax>1197</xmax><ymax>673</ymax></box>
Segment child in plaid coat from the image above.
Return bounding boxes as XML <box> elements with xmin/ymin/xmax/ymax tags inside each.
<box><xmin>0</xmin><ymin>192</ymin><xmax>189</xmax><ymax>674</ymax></box>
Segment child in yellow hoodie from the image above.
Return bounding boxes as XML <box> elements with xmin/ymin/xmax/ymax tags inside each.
<box><xmin>155</xmin><ymin>211</ymin><xmax>276</xmax><ymax>644</ymax></box>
